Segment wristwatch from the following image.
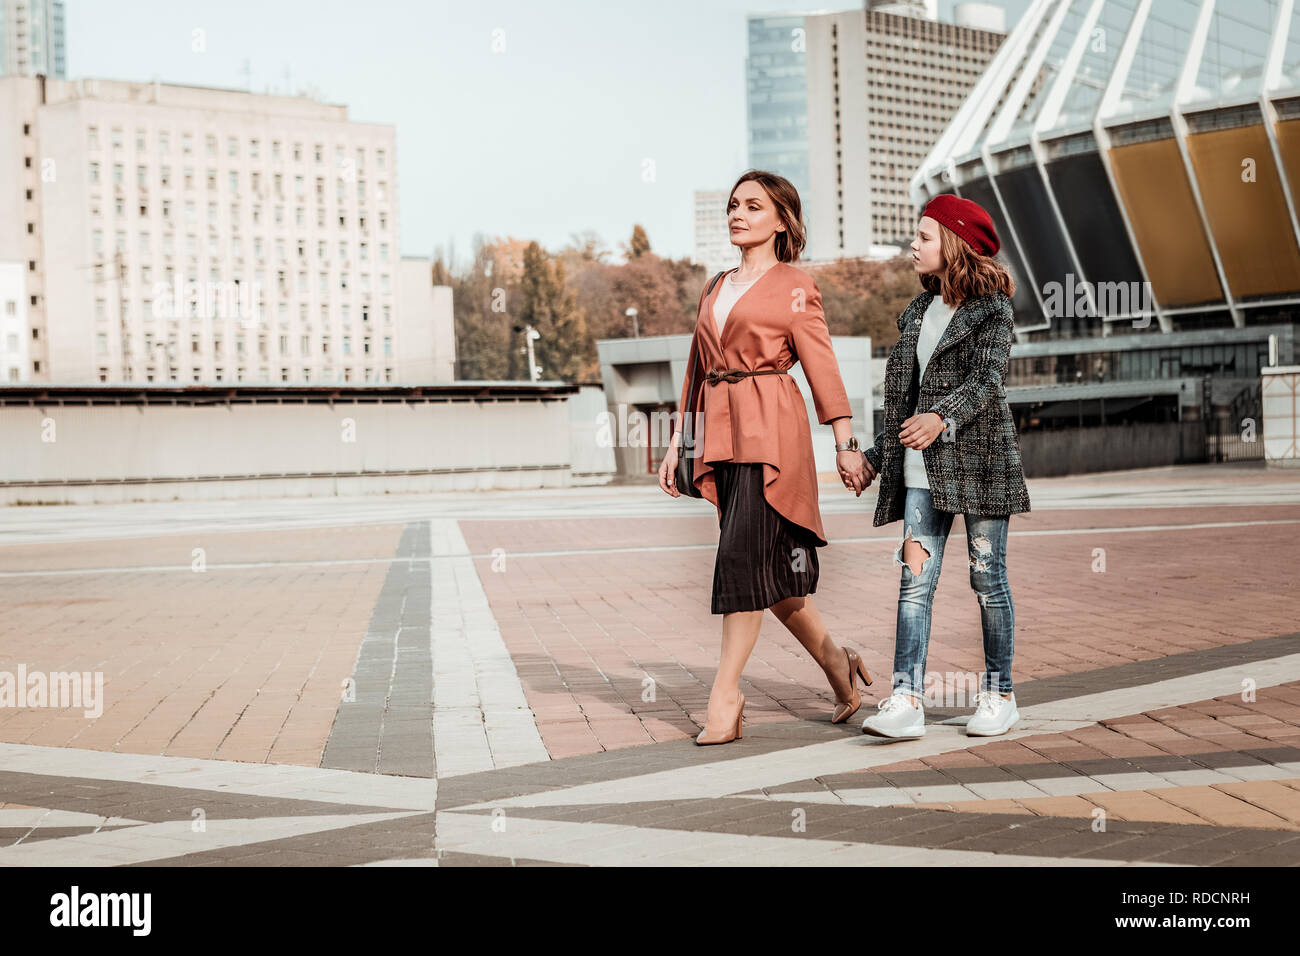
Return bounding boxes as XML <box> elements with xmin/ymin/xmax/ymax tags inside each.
<box><xmin>834</xmin><ymin>436</ymin><xmax>860</xmax><ymax>452</ymax></box>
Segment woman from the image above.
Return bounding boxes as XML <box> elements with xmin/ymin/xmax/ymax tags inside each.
<box><xmin>858</xmin><ymin>194</ymin><xmax>1031</xmax><ymax>740</ymax></box>
<box><xmin>658</xmin><ymin>169</ymin><xmax>871</xmax><ymax>745</ymax></box>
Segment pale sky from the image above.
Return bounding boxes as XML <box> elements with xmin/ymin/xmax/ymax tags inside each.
<box><xmin>66</xmin><ymin>0</ymin><xmax>1028</xmax><ymax>269</ymax></box>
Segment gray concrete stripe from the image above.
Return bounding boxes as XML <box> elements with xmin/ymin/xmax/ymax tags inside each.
<box><xmin>0</xmin><ymin>743</ymin><xmax>438</xmax><ymax>811</ymax></box>
<box><xmin>446</xmin><ymin>796</ymin><xmax>1300</xmax><ymax>865</ymax></box>
<box><xmin>0</xmin><ymin>770</ymin><xmax>407</xmax><ymax>821</ymax></box>
<box><xmin>455</xmin><ymin>653</ymin><xmax>1300</xmax><ymax>812</ymax></box>
<box><xmin>1020</xmin><ymin>653</ymin><xmax>1300</xmax><ymax>722</ymax></box>
<box><xmin>133</xmin><ymin>810</ymin><xmax>441</xmax><ymax>867</ymax></box>
<box><xmin>1</xmin><ymin>826</ymin><xmax>140</xmax><ymax>845</ymax></box>
<box><xmin>434</xmin><ymin>632</ymin><xmax>1300</xmax><ymax>810</ymax></box>
<box><xmin>322</xmin><ymin>521</ymin><xmax>435</xmax><ymax>778</ymax></box>
<box><xmin>432</xmin><ymin>719</ymin><xmax>856</xmax><ymax>809</ymax></box>
<box><xmin>1010</xmin><ymin>632</ymin><xmax>1300</xmax><ymax>708</ymax></box>
<box><xmin>0</xmin><ymin>811</ymin><xmax>421</xmax><ymax>866</ymax></box>
<box><xmin>753</xmin><ymin>747</ymin><xmax>1300</xmax><ymax>801</ymax></box>
<box><xmin>433</xmin><ymin>807</ymin><xmax>1183</xmax><ymax>867</ymax></box>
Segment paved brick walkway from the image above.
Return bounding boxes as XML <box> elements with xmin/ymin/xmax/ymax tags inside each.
<box><xmin>1</xmin><ymin>461</ymin><xmax>1299</xmax><ymax>865</ymax></box>
<box><xmin>460</xmin><ymin>501</ymin><xmax>1300</xmax><ymax>758</ymax></box>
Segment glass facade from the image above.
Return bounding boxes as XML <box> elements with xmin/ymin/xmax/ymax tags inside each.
<box><xmin>1107</xmin><ymin>0</ymin><xmax>1199</xmax><ymax>120</ymax></box>
<box><xmin>994</xmin><ymin>158</ymin><xmax>1090</xmax><ymax>332</ymax></box>
<box><xmin>747</xmin><ymin>15</ymin><xmax>810</xmax><ymax>203</ymax></box>
<box><xmin>1044</xmin><ymin>147</ymin><xmax>1145</xmax><ymax>316</ymax></box>
<box><xmin>1007</xmin><ymin>341</ymin><xmax>1273</xmax><ymax>387</ymax></box>
<box><xmin>915</xmin><ymin>0</ymin><xmax>1300</xmax><ymax>332</ymax></box>
<box><xmin>952</xmin><ymin>178</ymin><xmax>1042</xmax><ymax>322</ymax></box>
<box><xmin>1047</xmin><ymin>0</ymin><xmax>1138</xmax><ymax>133</ymax></box>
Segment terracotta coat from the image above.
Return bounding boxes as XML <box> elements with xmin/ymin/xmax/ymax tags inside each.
<box><xmin>678</xmin><ymin>262</ymin><xmax>852</xmax><ymax>546</ymax></box>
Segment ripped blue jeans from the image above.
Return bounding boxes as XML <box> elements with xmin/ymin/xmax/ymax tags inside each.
<box><xmin>891</xmin><ymin>486</ymin><xmax>1015</xmax><ymax>699</ymax></box>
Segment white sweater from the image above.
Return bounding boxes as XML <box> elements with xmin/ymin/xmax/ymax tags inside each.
<box><xmin>903</xmin><ymin>294</ymin><xmax>958</xmax><ymax>490</ymax></box>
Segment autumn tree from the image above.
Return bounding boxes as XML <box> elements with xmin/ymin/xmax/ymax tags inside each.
<box><xmin>450</xmin><ymin>238</ymin><xmax>515</xmax><ymax>380</ymax></box>
<box><xmin>624</xmin><ymin>224</ymin><xmax>651</xmax><ymax>259</ymax></box>
<box><xmin>518</xmin><ymin>241</ymin><xmax>591</xmax><ymax>382</ymax></box>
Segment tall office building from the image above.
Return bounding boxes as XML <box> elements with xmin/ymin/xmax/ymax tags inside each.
<box><xmin>0</xmin><ymin>75</ymin><xmax>454</xmax><ymax>385</ymax></box>
<box><xmin>747</xmin><ymin>14</ymin><xmax>812</xmax><ymax>207</ymax></box>
<box><xmin>1</xmin><ymin>0</ymin><xmax>65</xmax><ymax>79</ymax></box>
<box><xmin>803</xmin><ymin>3</ymin><xmax>1005</xmax><ymax>260</ymax></box>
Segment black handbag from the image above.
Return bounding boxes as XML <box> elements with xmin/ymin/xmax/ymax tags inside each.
<box><xmin>674</xmin><ymin>270</ymin><xmax>728</xmax><ymax>498</ymax></box>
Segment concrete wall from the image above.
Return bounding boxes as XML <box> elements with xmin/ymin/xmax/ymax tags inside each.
<box><xmin>0</xmin><ymin>386</ymin><xmax>603</xmax><ymax>503</ymax></box>
<box><xmin>395</xmin><ymin>257</ymin><xmax>455</xmax><ymax>383</ymax></box>
<box><xmin>1263</xmin><ymin>365</ymin><xmax>1300</xmax><ymax>468</ymax></box>
<box><xmin>1018</xmin><ymin>422</ymin><xmax>1207</xmax><ymax>478</ymax></box>
<box><xmin>569</xmin><ymin>383</ymin><xmax>619</xmax><ymax>484</ymax></box>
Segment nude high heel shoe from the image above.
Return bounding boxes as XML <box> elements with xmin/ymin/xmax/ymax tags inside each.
<box><xmin>831</xmin><ymin>648</ymin><xmax>873</xmax><ymax>724</ymax></box>
<box><xmin>695</xmin><ymin>693</ymin><xmax>745</xmax><ymax>745</ymax></box>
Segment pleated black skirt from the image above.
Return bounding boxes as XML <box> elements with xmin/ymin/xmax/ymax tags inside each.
<box><xmin>710</xmin><ymin>461</ymin><xmax>820</xmax><ymax>614</ymax></box>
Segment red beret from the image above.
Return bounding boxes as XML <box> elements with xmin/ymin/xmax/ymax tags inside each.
<box><xmin>922</xmin><ymin>194</ymin><xmax>1000</xmax><ymax>257</ymax></box>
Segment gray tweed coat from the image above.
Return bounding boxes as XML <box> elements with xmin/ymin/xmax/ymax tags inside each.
<box><xmin>862</xmin><ymin>288</ymin><xmax>1031</xmax><ymax>526</ymax></box>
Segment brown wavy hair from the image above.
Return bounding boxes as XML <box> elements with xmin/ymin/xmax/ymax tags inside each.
<box><xmin>727</xmin><ymin>170</ymin><xmax>806</xmax><ymax>263</ymax></box>
<box><xmin>921</xmin><ymin>220</ymin><xmax>1016</xmax><ymax>306</ymax></box>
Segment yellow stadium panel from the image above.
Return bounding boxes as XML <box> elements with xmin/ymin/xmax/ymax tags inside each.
<box><xmin>1276</xmin><ymin>120</ymin><xmax>1300</xmax><ymax>222</ymax></box>
<box><xmin>1185</xmin><ymin>125</ymin><xmax>1300</xmax><ymax>299</ymax></box>
<box><xmin>1108</xmin><ymin>138</ymin><xmax>1223</xmax><ymax>307</ymax></box>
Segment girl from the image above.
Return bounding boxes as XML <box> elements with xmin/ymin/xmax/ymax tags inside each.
<box><xmin>858</xmin><ymin>194</ymin><xmax>1031</xmax><ymax>739</ymax></box>
<box><xmin>659</xmin><ymin>170</ymin><xmax>872</xmax><ymax>745</ymax></box>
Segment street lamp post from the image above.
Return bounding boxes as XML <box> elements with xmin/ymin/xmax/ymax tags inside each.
<box><xmin>524</xmin><ymin>325</ymin><xmax>541</xmax><ymax>382</ymax></box>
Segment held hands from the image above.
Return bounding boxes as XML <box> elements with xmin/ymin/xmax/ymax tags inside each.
<box><xmin>837</xmin><ymin>449</ymin><xmax>868</xmax><ymax>497</ymax></box>
<box><xmin>899</xmin><ymin>412</ymin><xmax>946</xmax><ymax>450</ymax></box>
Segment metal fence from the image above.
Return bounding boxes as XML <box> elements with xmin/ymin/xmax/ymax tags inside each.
<box><xmin>1206</xmin><ymin>429</ymin><xmax>1265</xmax><ymax>462</ymax></box>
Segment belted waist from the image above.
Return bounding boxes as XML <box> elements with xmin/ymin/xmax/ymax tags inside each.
<box><xmin>705</xmin><ymin>367</ymin><xmax>788</xmax><ymax>386</ymax></box>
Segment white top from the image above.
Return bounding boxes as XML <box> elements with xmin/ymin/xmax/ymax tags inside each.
<box><xmin>712</xmin><ymin>269</ymin><xmax>762</xmax><ymax>334</ymax></box>
<box><xmin>903</xmin><ymin>294</ymin><xmax>959</xmax><ymax>490</ymax></box>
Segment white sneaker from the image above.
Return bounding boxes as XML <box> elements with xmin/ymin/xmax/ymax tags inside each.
<box><xmin>860</xmin><ymin>693</ymin><xmax>925</xmax><ymax>738</ymax></box>
<box><xmin>965</xmin><ymin>690</ymin><xmax>1019</xmax><ymax>736</ymax></box>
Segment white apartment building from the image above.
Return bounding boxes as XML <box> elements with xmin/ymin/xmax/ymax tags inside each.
<box><xmin>0</xmin><ymin>74</ymin><xmax>453</xmax><ymax>385</ymax></box>
<box><xmin>692</xmin><ymin>189</ymin><xmax>739</xmax><ymax>275</ymax></box>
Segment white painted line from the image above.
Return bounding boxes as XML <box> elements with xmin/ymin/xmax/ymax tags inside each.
<box><xmin>460</xmin><ymin>652</ymin><xmax>1300</xmax><ymax>811</ymax></box>
<box><xmin>353</xmin><ymin>856</ymin><xmax>439</xmax><ymax>866</ymax></box>
<box><xmin>1019</xmin><ymin>654</ymin><xmax>1300</xmax><ymax>722</ymax></box>
<box><xmin>0</xmin><ymin>741</ymin><xmax>438</xmax><ymax>811</ymax></box>
<box><xmin>6</xmin><ymin>518</ymin><xmax>1300</xmax><ymax>578</ymax></box>
<box><xmin>429</xmin><ymin>519</ymin><xmax>549</xmax><ymax>777</ymax></box>
<box><xmin>736</xmin><ymin>790</ymin><xmax>847</xmax><ymax>805</ymax></box>
<box><xmin>766</xmin><ymin>765</ymin><xmax>1300</xmax><ymax>810</ymax></box>
<box><xmin>0</xmin><ymin>809</ymin><xmax>146</xmax><ymax>829</ymax></box>
<box><xmin>459</xmin><ymin>724</ymin><xmax>1045</xmax><ymax>810</ymax></box>
<box><xmin>0</xmin><ymin>812</ymin><xmax>420</xmax><ymax>866</ymax></box>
